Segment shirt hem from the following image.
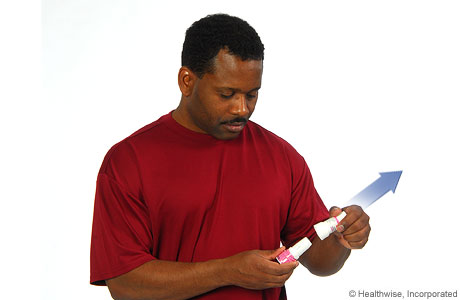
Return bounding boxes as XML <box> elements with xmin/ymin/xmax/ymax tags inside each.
<box><xmin>90</xmin><ymin>255</ymin><xmax>156</xmax><ymax>286</ymax></box>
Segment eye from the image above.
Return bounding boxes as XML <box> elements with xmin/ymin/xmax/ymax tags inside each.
<box><xmin>220</xmin><ymin>92</ymin><xmax>234</xmax><ymax>99</ymax></box>
<box><xmin>246</xmin><ymin>92</ymin><xmax>257</xmax><ymax>100</ymax></box>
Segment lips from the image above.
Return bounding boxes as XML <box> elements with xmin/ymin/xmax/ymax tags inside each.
<box><xmin>222</xmin><ymin>121</ymin><xmax>246</xmax><ymax>133</ymax></box>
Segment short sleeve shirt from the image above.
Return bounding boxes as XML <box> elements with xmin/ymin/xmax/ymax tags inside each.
<box><xmin>90</xmin><ymin>112</ymin><xmax>329</xmax><ymax>299</ymax></box>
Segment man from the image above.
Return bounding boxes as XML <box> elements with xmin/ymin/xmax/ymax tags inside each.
<box><xmin>90</xmin><ymin>14</ymin><xmax>370</xmax><ymax>300</ymax></box>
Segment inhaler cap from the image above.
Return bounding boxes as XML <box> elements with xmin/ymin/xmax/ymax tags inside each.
<box><xmin>289</xmin><ymin>237</ymin><xmax>312</xmax><ymax>259</ymax></box>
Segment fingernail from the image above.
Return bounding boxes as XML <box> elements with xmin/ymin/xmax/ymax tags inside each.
<box><xmin>337</xmin><ymin>225</ymin><xmax>345</xmax><ymax>232</ymax></box>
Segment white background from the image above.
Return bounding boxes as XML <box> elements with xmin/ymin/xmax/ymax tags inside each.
<box><xmin>2</xmin><ymin>0</ymin><xmax>459</xmax><ymax>299</ymax></box>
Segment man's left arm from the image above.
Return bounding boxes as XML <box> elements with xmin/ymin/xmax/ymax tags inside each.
<box><xmin>299</xmin><ymin>205</ymin><xmax>371</xmax><ymax>276</ymax></box>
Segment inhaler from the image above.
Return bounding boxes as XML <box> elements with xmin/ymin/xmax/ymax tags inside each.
<box><xmin>275</xmin><ymin>211</ymin><xmax>347</xmax><ymax>264</ymax></box>
<box><xmin>313</xmin><ymin>211</ymin><xmax>347</xmax><ymax>240</ymax></box>
<box><xmin>276</xmin><ymin>237</ymin><xmax>312</xmax><ymax>264</ymax></box>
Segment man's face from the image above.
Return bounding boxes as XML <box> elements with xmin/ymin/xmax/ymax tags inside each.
<box><xmin>185</xmin><ymin>49</ymin><xmax>263</xmax><ymax>140</ymax></box>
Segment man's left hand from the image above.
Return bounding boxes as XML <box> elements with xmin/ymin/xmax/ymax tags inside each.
<box><xmin>330</xmin><ymin>205</ymin><xmax>371</xmax><ymax>249</ymax></box>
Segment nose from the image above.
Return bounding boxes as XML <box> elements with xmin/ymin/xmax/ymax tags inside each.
<box><xmin>229</xmin><ymin>94</ymin><xmax>249</xmax><ymax>118</ymax></box>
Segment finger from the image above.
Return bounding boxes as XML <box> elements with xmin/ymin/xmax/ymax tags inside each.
<box><xmin>336</xmin><ymin>224</ymin><xmax>345</xmax><ymax>233</ymax></box>
<box><xmin>343</xmin><ymin>214</ymin><xmax>370</xmax><ymax>236</ymax></box>
<box><xmin>333</xmin><ymin>230</ymin><xmax>344</xmax><ymax>238</ymax></box>
<box><xmin>343</xmin><ymin>225</ymin><xmax>371</xmax><ymax>249</ymax></box>
<box><xmin>342</xmin><ymin>205</ymin><xmax>363</xmax><ymax>219</ymax></box>
<box><xmin>265</xmin><ymin>268</ymin><xmax>295</xmax><ymax>287</ymax></box>
<box><xmin>340</xmin><ymin>206</ymin><xmax>369</xmax><ymax>235</ymax></box>
<box><xmin>347</xmin><ymin>235</ymin><xmax>370</xmax><ymax>249</ymax></box>
<box><xmin>258</xmin><ymin>248</ymin><xmax>298</xmax><ymax>275</ymax></box>
<box><xmin>333</xmin><ymin>231</ymin><xmax>348</xmax><ymax>244</ymax></box>
<box><xmin>329</xmin><ymin>206</ymin><xmax>342</xmax><ymax>217</ymax></box>
<box><xmin>264</xmin><ymin>247</ymin><xmax>286</xmax><ymax>260</ymax></box>
<box><xmin>343</xmin><ymin>223</ymin><xmax>371</xmax><ymax>241</ymax></box>
<box><xmin>265</xmin><ymin>260</ymin><xmax>298</xmax><ymax>276</ymax></box>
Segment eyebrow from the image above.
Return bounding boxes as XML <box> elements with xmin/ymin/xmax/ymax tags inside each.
<box><xmin>216</xmin><ymin>87</ymin><xmax>261</xmax><ymax>93</ymax></box>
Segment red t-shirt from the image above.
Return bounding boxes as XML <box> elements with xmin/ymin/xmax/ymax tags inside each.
<box><xmin>90</xmin><ymin>112</ymin><xmax>329</xmax><ymax>299</ymax></box>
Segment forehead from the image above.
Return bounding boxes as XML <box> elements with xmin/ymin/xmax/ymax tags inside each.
<box><xmin>203</xmin><ymin>49</ymin><xmax>263</xmax><ymax>89</ymax></box>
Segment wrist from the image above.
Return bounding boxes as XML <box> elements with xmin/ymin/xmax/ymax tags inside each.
<box><xmin>207</xmin><ymin>257</ymin><xmax>232</xmax><ymax>288</ymax></box>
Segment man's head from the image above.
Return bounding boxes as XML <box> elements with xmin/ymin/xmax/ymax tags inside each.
<box><xmin>181</xmin><ymin>14</ymin><xmax>264</xmax><ymax>78</ymax></box>
<box><xmin>174</xmin><ymin>14</ymin><xmax>265</xmax><ymax>140</ymax></box>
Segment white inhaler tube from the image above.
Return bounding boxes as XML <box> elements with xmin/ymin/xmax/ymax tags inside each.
<box><xmin>276</xmin><ymin>237</ymin><xmax>312</xmax><ymax>264</ymax></box>
<box><xmin>313</xmin><ymin>211</ymin><xmax>347</xmax><ymax>240</ymax></box>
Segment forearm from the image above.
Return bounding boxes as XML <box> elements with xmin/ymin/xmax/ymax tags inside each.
<box><xmin>106</xmin><ymin>258</ymin><xmax>228</xmax><ymax>300</ymax></box>
<box><xmin>299</xmin><ymin>235</ymin><xmax>351</xmax><ymax>276</ymax></box>
<box><xmin>106</xmin><ymin>248</ymin><xmax>298</xmax><ymax>300</ymax></box>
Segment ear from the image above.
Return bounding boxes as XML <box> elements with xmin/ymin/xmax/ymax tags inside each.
<box><xmin>178</xmin><ymin>66</ymin><xmax>197</xmax><ymax>97</ymax></box>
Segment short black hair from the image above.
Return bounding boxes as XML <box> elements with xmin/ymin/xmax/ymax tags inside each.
<box><xmin>181</xmin><ymin>14</ymin><xmax>264</xmax><ymax>78</ymax></box>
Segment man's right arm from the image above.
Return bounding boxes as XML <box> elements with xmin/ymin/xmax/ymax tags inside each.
<box><xmin>106</xmin><ymin>247</ymin><xmax>297</xmax><ymax>300</ymax></box>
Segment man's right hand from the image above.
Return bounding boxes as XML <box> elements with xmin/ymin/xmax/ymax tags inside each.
<box><xmin>106</xmin><ymin>247</ymin><xmax>298</xmax><ymax>300</ymax></box>
<box><xmin>222</xmin><ymin>247</ymin><xmax>299</xmax><ymax>290</ymax></box>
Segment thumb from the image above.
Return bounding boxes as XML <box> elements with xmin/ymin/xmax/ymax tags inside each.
<box><xmin>263</xmin><ymin>246</ymin><xmax>286</xmax><ymax>260</ymax></box>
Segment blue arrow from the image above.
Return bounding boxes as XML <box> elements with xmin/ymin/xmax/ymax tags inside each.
<box><xmin>345</xmin><ymin>171</ymin><xmax>402</xmax><ymax>209</ymax></box>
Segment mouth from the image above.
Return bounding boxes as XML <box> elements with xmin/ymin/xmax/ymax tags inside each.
<box><xmin>221</xmin><ymin>121</ymin><xmax>246</xmax><ymax>133</ymax></box>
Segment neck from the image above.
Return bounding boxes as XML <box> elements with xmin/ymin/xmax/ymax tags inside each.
<box><xmin>172</xmin><ymin>100</ymin><xmax>206</xmax><ymax>134</ymax></box>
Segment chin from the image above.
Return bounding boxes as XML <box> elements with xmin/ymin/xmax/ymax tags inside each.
<box><xmin>213</xmin><ymin>131</ymin><xmax>240</xmax><ymax>140</ymax></box>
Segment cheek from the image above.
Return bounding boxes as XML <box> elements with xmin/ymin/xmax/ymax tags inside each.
<box><xmin>198</xmin><ymin>94</ymin><xmax>227</xmax><ymax>120</ymax></box>
<box><xmin>194</xmin><ymin>92</ymin><xmax>223</xmax><ymax>123</ymax></box>
<box><xmin>247</xmin><ymin>98</ymin><xmax>258</xmax><ymax>114</ymax></box>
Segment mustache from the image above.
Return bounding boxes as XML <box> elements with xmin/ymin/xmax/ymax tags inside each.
<box><xmin>221</xmin><ymin>117</ymin><xmax>248</xmax><ymax>124</ymax></box>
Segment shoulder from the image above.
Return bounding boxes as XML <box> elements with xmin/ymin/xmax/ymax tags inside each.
<box><xmin>246</xmin><ymin>121</ymin><xmax>301</xmax><ymax>158</ymax></box>
<box><xmin>246</xmin><ymin>121</ymin><xmax>310</xmax><ymax>178</ymax></box>
<box><xmin>126</xmin><ymin>113</ymin><xmax>172</xmax><ymax>144</ymax></box>
<box><xmin>98</xmin><ymin>113</ymin><xmax>171</xmax><ymax>177</ymax></box>
<box><xmin>246</xmin><ymin>121</ymin><xmax>287</xmax><ymax>145</ymax></box>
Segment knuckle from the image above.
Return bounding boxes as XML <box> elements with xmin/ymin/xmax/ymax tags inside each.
<box><xmin>358</xmin><ymin>238</ymin><xmax>368</xmax><ymax>248</ymax></box>
<box><xmin>350</xmin><ymin>204</ymin><xmax>359</xmax><ymax>211</ymax></box>
<box><xmin>357</xmin><ymin>218</ymin><xmax>368</xmax><ymax>228</ymax></box>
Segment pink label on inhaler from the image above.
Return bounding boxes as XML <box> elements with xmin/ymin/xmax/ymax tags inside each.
<box><xmin>276</xmin><ymin>249</ymin><xmax>297</xmax><ymax>264</ymax></box>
